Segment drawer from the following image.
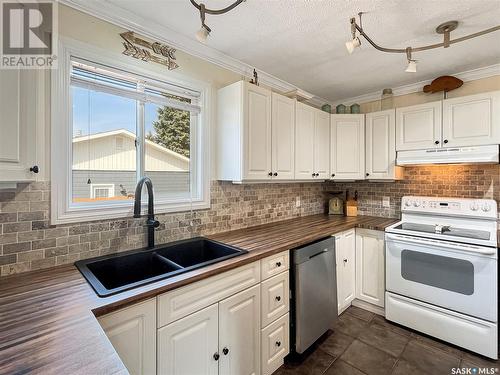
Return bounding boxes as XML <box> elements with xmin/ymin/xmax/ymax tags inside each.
<box><xmin>261</xmin><ymin>251</ymin><xmax>289</xmax><ymax>280</ymax></box>
<box><xmin>261</xmin><ymin>271</ymin><xmax>289</xmax><ymax>328</ymax></box>
<box><xmin>157</xmin><ymin>261</ymin><xmax>260</xmax><ymax>327</ymax></box>
<box><xmin>261</xmin><ymin>313</ymin><xmax>290</xmax><ymax>375</ymax></box>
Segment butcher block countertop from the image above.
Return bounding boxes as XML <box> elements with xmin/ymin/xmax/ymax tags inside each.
<box><xmin>0</xmin><ymin>214</ymin><xmax>397</xmax><ymax>374</ymax></box>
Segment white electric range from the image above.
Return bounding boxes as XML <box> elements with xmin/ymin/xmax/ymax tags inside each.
<box><xmin>385</xmin><ymin>196</ymin><xmax>498</xmax><ymax>359</ymax></box>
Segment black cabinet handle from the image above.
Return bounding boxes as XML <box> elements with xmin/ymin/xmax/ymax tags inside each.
<box><xmin>273</xmin><ymin>172</ymin><xmax>278</xmax><ymax>176</ymax></box>
<box><xmin>444</xmin><ymin>139</ymin><xmax>449</xmax><ymax>144</ymax></box>
<box><xmin>366</xmin><ymin>173</ymin><xmax>369</xmax><ymax>177</ymax></box>
<box><xmin>275</xmin><ymin>296</ymin><xmax>281</xmax><ymax>302</ymax></box>
<box><xmin>275</xmin><ymin>341</ymin><xmax>281</xmax><ymax>347</ymax></box>
<box><xmin>213</xmin><ymin>352</ymin><xmax>220</xmax><ymax>361</ymax></box>
<box><xmin>222</xmin><ymin>347</ymin><xmax>229</xmax><ymax>355</ymax></box>
<box><xmin>268</xmin><ymin>172</ymin><xmax>272</xmax><ymax>176</ymax></box>
<box><xmin>343</xmin><ymin>258</ymin><xmax>348</xmax><ymax>263</ymax></box>
<box><xmin>331</xmin><ymin>173</ymin><xmax>335</xmax><ymax>177</ymax></box>
<box><xmin>30</xmin><ymin>165</ymin><xmax>39</xmax><ymax>174</ymax></box>
<box><xmin>434</xmin><ymin>140</ymin><xmax>440</xmax><ymax>145</ymax></box>
<box><xmin>276</xmin><ymin>261</ymin><xmax>281</xmax><ymax>267</ymax></box>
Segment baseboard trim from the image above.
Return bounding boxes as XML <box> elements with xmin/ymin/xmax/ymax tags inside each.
<box><xmin>352</xmin><ymin>299</ymin><xmax>385</xmax><ymax>316</ymax></box>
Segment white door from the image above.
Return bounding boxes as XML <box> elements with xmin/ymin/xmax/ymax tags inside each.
<box><xmin>0</xmin><ymin>70</ymin><xmax>37</xmax><ymax>183</ymax></box>
<box><xmin>396</xmin><ymin>101</ymin><xmax>442</xmax><ymax>151</ymax></box>
<box><xmin>366</xmin><ymin>109</ymin><xmax>398</xmax><ymax>180</ymax></box>
<box><xmin>158</xmin><ymin>303</ymin><xmax>219</xmax><ymax>375</ymax></box>
<box><xmin>219</xmin><ymin>285</ymin><xmax>261</xmax><ymax>375</ymax></box>
<box><xmin>313</xmin><ymin>109</ymin><xmax>330</xmax><ymax>179</ymax></box>
<box><xmin>442</xmin><ymin>91</ymin><xmax>500</xmax><ymax>147</ymax></box>
<box><xmin>330</xmin><ymin>114</ymin><xmax>365</xmax><ymax>180</ymax></box>
<box><xmin>98</xmin><ymin>299</ymin><xmax>156</xmax><ymax>375</ymax></box>
<box><xmin>271</xmin><ymin>93</ymin><xmax>295</xmax><ymax>180</ymax></box>
<box><xmin>335</xmin><ymin>230</ymin><xmax>356</xmax><ymax>313</ymax></box>
<box><xmin>244</xmin><ymin>83</ymin><xmax>272</xmax><ymax>180</ymax></box>
<box><xmin>295</xmin><ymin>102</ymin><xmax>315</xmax><ymax>180</ymax></box>
<box><xmin>355</xmin><ymin>229</ymin><xmax>385</xmax><ymax>307</ymax></box>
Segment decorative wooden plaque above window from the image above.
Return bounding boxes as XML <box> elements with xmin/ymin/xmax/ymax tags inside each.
<box><xmin>120</xmin><ymin>31</ymin><xmax>179</xmax><ymax>70</ymax></box>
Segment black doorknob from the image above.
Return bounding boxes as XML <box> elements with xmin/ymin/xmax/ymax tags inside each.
<box><xmin>273</xmin><ymin>172</ymin><xmax>278</xmax><ymax>176</ymax></box>
<box><xmin>213</xmin><ymin>352</ymin><xmax>220</xmax><ymax>361</ymax></box>
<box><xmin>312</xmin><ymin>173</ymin><xmax>315</xmax><ymax>177</ymax></box>
<box><xmin>275</xmin><ymin>341</ymin><xmax>281</xmax><ymax>347</ymax></box>
<box><xmin>366</xmin><ymin>173</ymin><xmax>370</xmax><ymax>177</ymax></box>
<box><xmin>30</xmin><ymin>165</ymin><xmax>39</xmax><ymax>173</ymax></box>
<box><xmin>222</xmin><ymin>347</ymin><xmax>229</xmax><ymax>355</ymax></box>
<box><xmin>275</xmin><ymin>296</ymin><xmax>281</xmax><ymax>302</ymax></box>
<box><xmin>331</xmin><ymin>173</ymin><xmax>335</xmax><ymax>177</ymax></box>
<box><xmin>268</xmin><ymin>172</ymin><xmax>272</xmax><ymax>176</ymax></box>
<box><xmin>434</xmin><ymin>140</ymin><xmax>440</xmax><ymax>145</ymax></box>
<box><xmin>444</xmin><ymin>139</ymin><xmax>449</xmax><ymax>144</ymax></box>
<box><xmin>276</xmin><ymin>261</ymin><xmax>281</xmax><ymax>267</ymax></box>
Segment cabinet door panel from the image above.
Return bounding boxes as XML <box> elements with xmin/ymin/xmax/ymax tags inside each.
<box><xmin>219</xmin><ymin>285</ymin><xmax>261</xmax><ymax>375</ymax></box>
<box><xmin>355</xmin><ymin>229</ymin><xmax>385</xmax><ymax>307</ymax></box>
<box><xmin>99</xmin><ymin>299</ymin><xmax>156</xmax><ymax>375</ymax></box>
<box><xmin>313</xmin><ymin>110</ymin><xmax>330</xmax><ymax>178</ymax></box>
<box><xmin>271</xmin><ymin>93</ymin><xmax>295</xmax><ymax>180</ymax></box>
<box><xmin>244</xmin><ymin>84</ymin><xmax>272</xmax><ymax>180</ymax></box>
<box><xmin>295</xmin><ymin>103</ymin><xmax>315</xmax><ymax>180</ymax></box>
<box><xmin>330</xmin><ymin>115</ymin><xmax>365</xmax><ymax>180</ymax></box>
<box><xmin>443</xmin><ymin>91</ymin><xmax>500</xmax><ymax>147</ymax></box>
<box><xmin>342</xmin><ymin>230</ymin><xmax>356</xmax><ymax>308</ymax></box>
<box><xmin>396</xmin><ymin>101</ymin><xmax>442</xmax><ymax>151</ymax></box>
<box><xmin>366</xmin><ymin>109</ymin><xmax>398</xmax><ymax>179</ymax></box>
<box><xmin>158</xmin><ymin>304</ymin><xmax>219</xmax><ymax>375</ymax></box>
<box><xmin>261</xmin><ymin>313</ymin><xmax>289</xmax><ymax>375</ymax></box>
<box><xmin>261</xmin><ymin>271</ymin><xmax>289</xmax><ymax>327</ymax></box>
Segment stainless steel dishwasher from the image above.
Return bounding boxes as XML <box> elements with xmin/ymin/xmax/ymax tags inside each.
<box><xmin>291</xmin><ymin>236</ymin><xmax>337</xmax><ymax>354</ymax></box>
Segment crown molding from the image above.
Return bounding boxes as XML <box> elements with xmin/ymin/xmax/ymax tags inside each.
<box><xmin>331</xmin><ymin>63</ymin><xmax>500</xmax><ymax>106</ymax></box>
<box><xmin>59</xmin><ymin>0</ymin><xmax>330</xmax><ymax>106</ymax></box>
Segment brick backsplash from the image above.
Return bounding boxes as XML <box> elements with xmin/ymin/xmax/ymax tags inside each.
<box><xmin>0</xmin><ymin>164</ymin><xmax>498</xmax><ymax>277</ymax></box>
<box><xmin>0</xmin><ymin>181</ymin><xmax>328</xmax><ymax>276</ymax></box>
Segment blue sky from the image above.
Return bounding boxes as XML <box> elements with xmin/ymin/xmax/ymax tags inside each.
<box><xmin>72</xmin><ymin>87</ymin><xmax>160</xmax><ymax>137</ymax></box>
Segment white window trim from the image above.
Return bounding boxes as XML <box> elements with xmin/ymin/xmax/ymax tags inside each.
<box><xmin>51</xmin><ymin>37</ymin><xmax>211</xmax><ymax>225</ymax></box>
<box><xmin>90</xmin><ymin>184</ymin><xmax>114</xmax><ymax>199</ymax></box>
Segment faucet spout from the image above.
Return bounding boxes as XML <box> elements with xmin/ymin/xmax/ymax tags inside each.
<box><xmin>133</xmin><ymin>177</ymin><xmax>159</xmax><ymax>248</ymax></box>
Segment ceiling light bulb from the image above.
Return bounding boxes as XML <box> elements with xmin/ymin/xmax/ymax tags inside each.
<box><xmin>405</xmin><ymin>60</ymin><xmax>417</xmax><ymax>73</ymax></box>
<box><xmin>195</xmin><ymin>25</ymin><xmax>210</xmax><ymax>43</ymax></box>
<box><xmin>345</xmin><ymin>37</ymin><xmax>361</xmax><ymax>54</ymax></box>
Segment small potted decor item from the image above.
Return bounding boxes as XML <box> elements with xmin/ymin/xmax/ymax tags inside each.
<box><xmin>336</xmin><ymin>104</ymin><xmax>346</xmax><ymax>114</ymax></box>
<box><xmin>321</xmin><ymin>104</ymin><xmax>332</xmax><ymax>113</ymax></box>
<box><xmin>350</xmin><ymin>103</ymin><xmax>360</xmax><ymax>113</ymax></box>
<box><xmin>381</xmin><ymin>88</ymin><xmax>393</xmax><ymax>110</ymax></box>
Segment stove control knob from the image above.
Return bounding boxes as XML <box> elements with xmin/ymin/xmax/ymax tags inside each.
<box><xmin>404</xmin><ymin>200</ymin><xmax>411</xmax><ymax>207</ymax></box>
<box><xmin>482</xmin><ymin>203</ymin><xmax>491</xmax><ymax>212</ymax></box>
<box><xmin>470</xmin><ymin>202</ymin><xmax>479</xmax><ymax>211</ymax></box>
<box><xmin>413</xmin><ymin>200</ymin><xmax>421</xmax><ymax>207</ymax></box>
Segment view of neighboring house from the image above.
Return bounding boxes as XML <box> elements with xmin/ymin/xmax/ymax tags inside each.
<box><xmin>72</xmin><ymin>129</ymin><xmax>190</xmax><ymax>201</ymax></box>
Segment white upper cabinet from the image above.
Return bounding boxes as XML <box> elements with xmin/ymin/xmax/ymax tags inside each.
<box><xmin>366</xmin><ymin>109</ymin><xmax>402</xmax><ymax>180</ymax></box>
<box><xmin>271</xmin><ymin>93</ymin><xmax>295</xmax><ymax>180</ymax></box>
<box><xmin>442</xmin><ymin>91</ymin><xmax>500</xmax><ymax>147</ymax></box>
<box><xmin>330</xmin><ymin>114</ymin><xmax>365</xmax><ymax>180</ymax></box>
<box><xmin>313</xmin><ymin>109</ymin><xmax>330</xmax><ymax>179</ymax></box>
<box><xmin>0</xmin><ymin>70</ymin><xmax>40</xmax><ymax>186</ymax></box>
<box><xmin>396</xmin><ymin>101</ymin><xmax>442</xmax><ymax>151</ymax></box>
<box><xmin>294</xmin><ymin>102</ymin><xmax>315</xmax><ymax>180</ymax></box>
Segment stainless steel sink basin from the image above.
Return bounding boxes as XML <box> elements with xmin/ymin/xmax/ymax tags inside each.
<box><xmin>75</xmin><ymin>237</ymin><xmax>247</xmax><ymax>297</ymax></box>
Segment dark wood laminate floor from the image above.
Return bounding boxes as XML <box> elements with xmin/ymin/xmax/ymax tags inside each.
<box><xmin>277</xmin><ymin>306</ymin><xmax>499</xmax><ymax>375</ymax></box>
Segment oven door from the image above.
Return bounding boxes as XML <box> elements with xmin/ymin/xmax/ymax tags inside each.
<box><xmin>385</xmin><ymin>233</ymin><xmax>497</xmax><ymax>322</ymax></box>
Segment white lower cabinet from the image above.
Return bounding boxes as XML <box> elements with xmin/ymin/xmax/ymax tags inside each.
<box><xmin>355</xmin><ymin>229</ymin><xmax>385</xmax><ymax>307</ymax></box>
<box><xmin>261</xmin><ymin>271</ymin><xmax>289</xmax><ymax>328</ymax></box>
<box><xmin>157</xmin><ymin>304</ymin><xmax>219</xmax><ymax>375</ymax></box>
<box><xmin>335</xmin><ymin>229</ymin><xmax>356</xmax><ymax>314</ymax></box>
<box><xmin>261</xmin><ymin>313</ymin><xmax>289</xmax><ymax>375</ymax></box>
<box><xmin>98</xmin><ymin>298</ymin><xmax>156</xmax><ymax>375</ymax></box>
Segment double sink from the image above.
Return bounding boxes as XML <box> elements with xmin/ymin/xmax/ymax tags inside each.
<box><xmin>75</xmin><ymin>237</ymin><xmax>248</xmax><ymax>297</ymax></box>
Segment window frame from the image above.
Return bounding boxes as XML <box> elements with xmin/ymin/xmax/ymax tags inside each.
<box><xmin>51</xmin><ymin>37</ymin><xmax>211</xmax><ymax>225</ymax></box>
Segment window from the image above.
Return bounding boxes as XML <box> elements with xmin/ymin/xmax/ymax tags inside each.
<box><xmin>51</xmin><ymin>40</ymin><xmax>210</xmax><ymax>224</ymax></box>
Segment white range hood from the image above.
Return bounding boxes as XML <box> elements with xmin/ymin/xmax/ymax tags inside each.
<box><xmin>397</xmin><ymin>145</ymin><xmax>499</xmax><ymax>166</ymax></box>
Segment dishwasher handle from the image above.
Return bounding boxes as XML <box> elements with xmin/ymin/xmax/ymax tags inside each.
<box><xmin>309</xmin><ymin>249</ymin><xmax>329</xmax><ymax>259</ymax></box>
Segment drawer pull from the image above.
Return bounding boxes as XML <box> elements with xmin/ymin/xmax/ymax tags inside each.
<box><xmin>222</xmin><ymin>347</ymin><xmax>229</xmax><ymax>355</ymax></box>
<box><xmin>276</xmin><ymin>261</ymin><xmax>281</xmax><ymax>267</ymax></box>
<box><xmin>275</xmin><ymin>341</ymin><xmax>281</xmax><ymax>347</ymax></box>
<box><xmin>213</xmin><ymin>352</ymin><xmax>220</xmax><ymax>361</ymax></box>
<box><xmin>275</xmin><ymin>296</ymin><xmax>281</xmax><ymax>302</ymax></box>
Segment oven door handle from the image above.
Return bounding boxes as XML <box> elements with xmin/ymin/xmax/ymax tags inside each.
<box><xmin>385</xmin><ymin>233</ymin><xmax>497</xmax><ymax>255</ymax></box>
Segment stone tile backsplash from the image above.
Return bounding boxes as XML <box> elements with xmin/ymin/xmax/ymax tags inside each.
<box><xmin>0</xmin><ymin>164</ymin><xmax>498</xmax><ymax>276</ymax></box>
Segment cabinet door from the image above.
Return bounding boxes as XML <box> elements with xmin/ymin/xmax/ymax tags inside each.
<box><xmin>98</xmin><ymin>299</ymin><xmax>156</xmax><ymax>375</ymax></box>
<box><xmin>295</xmin><ymin>102</ymin><xmax>315</xmax><ymax>180</ymax></box>
<box><xmin>219</xmin><ymin>285</ymin><xmax>261</xmax><ymax>375</ymax></box>
<box><xmin>261</xmin><ymin>271</ymin><xmax>289</xmax><ymax>328</ymax></box>
<box><xmin>335</xmin><ymin>235</ymin><xmax>342</xmax><ymax>314</ymax></box>
<box><xmin>158</xmin><ymin>304</ymin><xmax>219</xmax><ymax>375</ymax></box>
<box><xmin>366</xmin><ymin>109</ymin><xmax>400</xmax><ymax>180</ymax></box>
<box><xmin>355</xmin><ymin>229</ymin><xmax>385</xmax><ymax>307</ymax></box>
<box><xmin>271</xmin><ymin>93</ymin><xmax>295</xmax><ymax>180</ymax></box>
<box><xmin>244</xmin><ymin>83</ymin><xmax>272</xmax><ymax>180</ymax></box>
<box><xmin>341</xmin><ymin>230</ymin><xmax>356</xmax><ymax>308</ymax></box>
<box><xmin>313</xmin><ymin>109</ymin><xmax>330</xmax><ymax>179</ymax></box>
<box><xmin>0</xmin><ymin>70</ymin><xmax>37</xmax><ymax>183</ymax></box>
<box><xmin>396</xmin><ymin>101</ymin><xmax>442</xmax><ymax>151</ymax></box>
<box><xmin>261</xmin><ymin>313</ymin><xmax>289</xmax><ymax>375</ymax></box>
<box><xmin>330</xmin><ymin>114</ymin><xmax>365</xmax><ymax>180</ymax></box>
<box><xmin>442</xmin><ymin>91</ymin><xmax>500</xmax><ymax>147</ymax></box>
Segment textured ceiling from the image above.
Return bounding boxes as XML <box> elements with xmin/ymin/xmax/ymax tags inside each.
<box><xmin>106</xmin><ymin>0</ymin><xmax>500</xmax><ymax>102</ymax></box>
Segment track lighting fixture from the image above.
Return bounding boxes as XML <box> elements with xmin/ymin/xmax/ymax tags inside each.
<box><xmin>190</xmin><ymin>0</ymin><xmax>245</xmax><ymax>43</ymax></box>
<box><xmin>347</xmin><ymin>12</ymin><xmax>500</xmax><ymax>72</ymax></box>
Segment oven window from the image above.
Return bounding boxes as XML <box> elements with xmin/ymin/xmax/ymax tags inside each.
<box><xmin>401</xmin><ymin>250</ymin><xmax>474</xmax><ymax>295</ymax></box>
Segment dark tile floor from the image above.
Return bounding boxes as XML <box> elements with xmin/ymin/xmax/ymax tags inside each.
<box><xmin>276</xmin><ymin>306</ymin><xmax>499</xmax><ymax>375</ymax></box>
